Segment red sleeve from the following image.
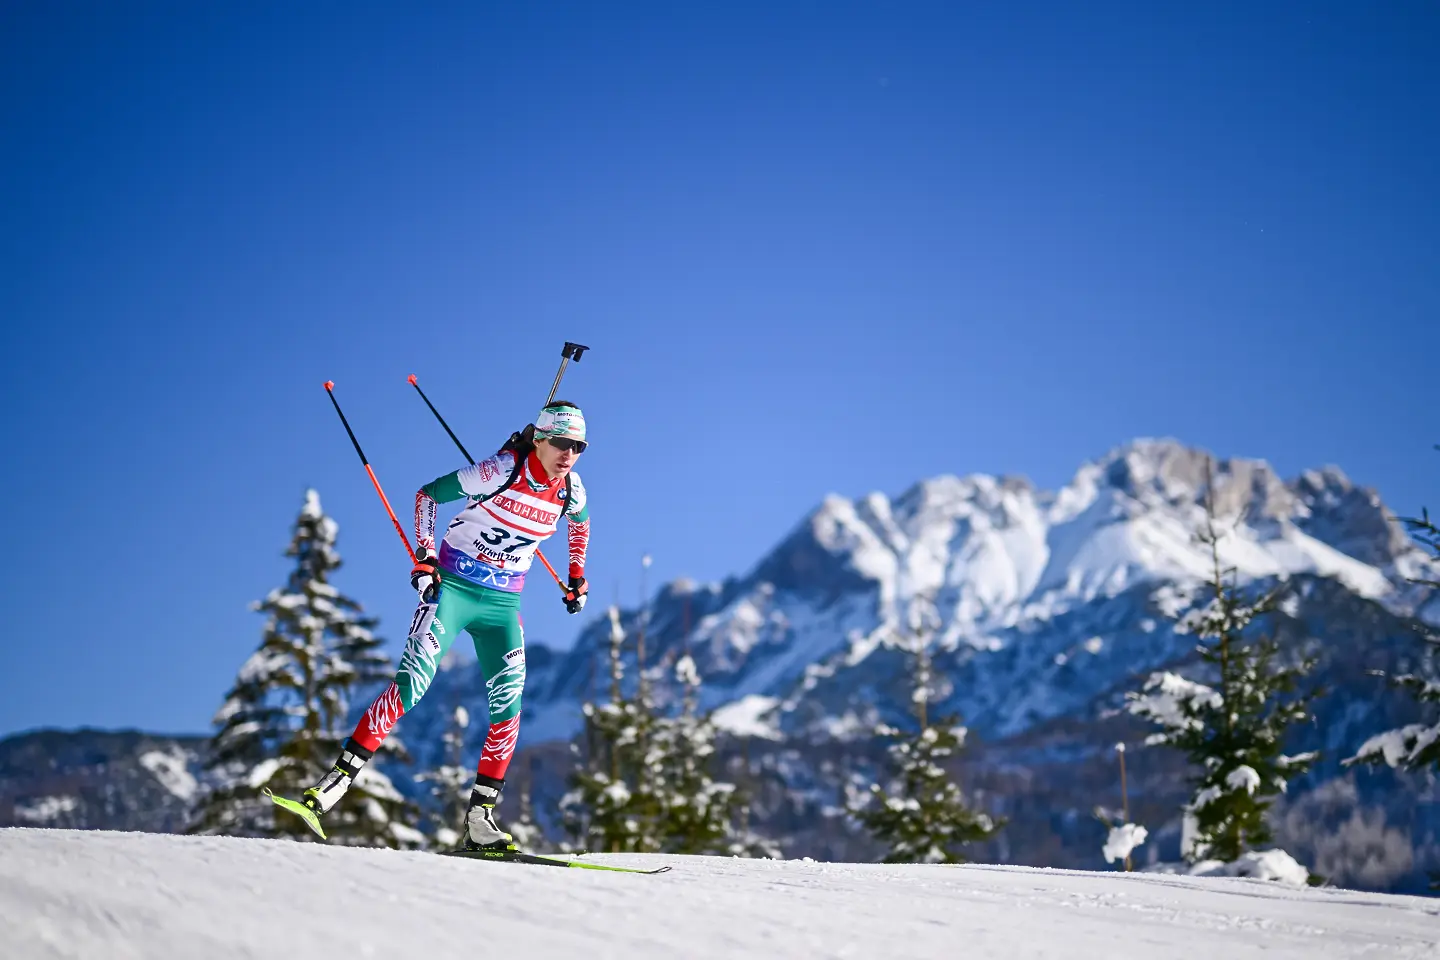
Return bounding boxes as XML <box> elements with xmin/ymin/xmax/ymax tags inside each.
<box><xmin>415</xmin><ymin>490</ymin><xmax>438</xmax><ymax>555</ymax></box>
<box><xmin>567</xmin><ymin>517</ymin><xmax>589</xmax><ymax>580</ymax></box>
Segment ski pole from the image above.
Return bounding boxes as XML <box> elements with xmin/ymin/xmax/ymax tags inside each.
<box><xmin>533</xmin><ymin>549</ymin><xmax>566</xmax><ymax>590</ymax></box>
<box><xmin>407</xmin><ymin>374</ymin><xmax>476</xmax><ymax>465</ymax></box>
<box><xmin>407</xmin><ymin>373</ymin><xmax>568</xmax><ymax>592</ymax></box>
<box><xmin>324</xmin><ymin>381</ymin><xmax>417</xmax><ymax>565</ymax></box>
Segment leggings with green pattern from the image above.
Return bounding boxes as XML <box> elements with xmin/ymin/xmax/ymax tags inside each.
<box><xmin>350</xmin><ymin>576</ymin><xmax>524</xmax><ymax>780</ymax></box>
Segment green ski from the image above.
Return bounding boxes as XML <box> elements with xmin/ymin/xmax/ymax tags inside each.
<box><xmin>440</xmin><ymin>848</ymin><xmax>671</xmax><ymax>874</ymax></box>
<box><xmin>264</xmin><ymin>788</ymin><xmax>327</xmax><ymax>840</ymax></box>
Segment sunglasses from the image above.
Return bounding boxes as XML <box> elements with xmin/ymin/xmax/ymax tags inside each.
<box><xmin>547</xmin><ymin>437</ymin><xmax>588</xmax><ymax>454</ymax></box>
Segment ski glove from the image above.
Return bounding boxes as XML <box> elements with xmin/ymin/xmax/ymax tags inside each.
<box><xmin>564</xmin><ymin>575</ymin><xmax>588</xmax><ymax>614</ymax></box>
<box><xmin>411</xmin><ymin>545</ymin><xmax>441</xmax><ymax>604</ymax></box>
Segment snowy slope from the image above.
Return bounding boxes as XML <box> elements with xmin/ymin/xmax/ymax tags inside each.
<box><xmin>2</xmin><ymin>829</ymin><xmax>1437</xmax><ymax>960</ymax></box>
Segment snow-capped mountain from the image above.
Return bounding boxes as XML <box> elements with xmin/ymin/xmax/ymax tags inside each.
<box><xmin>0</xmin><ymin>729</ymin><xmax>205</xmax><ymax>833</ymax></box>
<box><xmin>510</xmin><ymin>439</ymin><xmax>1436</xmax><ymax>743</ymax></box>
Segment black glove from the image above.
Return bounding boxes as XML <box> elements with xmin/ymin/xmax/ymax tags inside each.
<box><xmin>411</xmin><ymin>545</ymin><xmax>441</xmax><ymax>604</ymax></box>
<box><xmin>564</xmin><ymin>575</ymin><xmax>588</xmax><ymax>614</ymax></box>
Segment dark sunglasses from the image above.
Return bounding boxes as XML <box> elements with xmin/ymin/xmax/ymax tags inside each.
<box><xmin>547</xmin><ymin>437</ymin><xmax>587</xmax><ymax>454</ymax></box>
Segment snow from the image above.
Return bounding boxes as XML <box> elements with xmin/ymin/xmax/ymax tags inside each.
<box><xmin>1263</xmin><ymin>526</ymin><xmax>1393</xmax><ymax>600</ymax></box>
<box><xmin>1226</xmin><ymin>765</ymin><xmax>1262</xmax><ymax>795</ymax></box>
<box><xmin>1350</xmin><ymin>723</ymin><xmax>1440</xmax><ymax>768</ymax></box>
<box><xmin>1102</xmin><ymin>823</ymin><xmax>1148</xmax><ymax>864</ymax></box>
<box><xmin>1192</xmin><ymin>785</ymin><xmax>1222</xmax><ymax>811</ymax></box>
<box><xmin>11</xmin><ymin>797</ymin><xmax>77</xmax><ymax>823</ymax></box>
<box><xmin>814</xmin><ymin>708</ymin><xmax>877</xmax><ymax>740</ymax></box>
<box><xmin>354</xmin><ymin>766</ymin><xmax>405</xmax><ymax>802</ymax></box>
<box><xmin>1127</xmin><ymin>671</ymin><xmax>1223</xmax><ymax>735</ymax></box>
<box><xmin>710</xmin><ymin>695</ymin><xmax>782</xmax><ymax>740</ymax></box>
<box><xmin>246</xmin><ymin>757</ymin><xmax>283</xmax><ymax>789</ymax></box>
<box><xmin>138</xmin><ymin>749</ymin><xmax>199</xmax><ymax>802</ymax></box>
<box><xmin>2</xmin><ymin>829</ymin><xmax>1437</xmax><ymax>959</ymax></box>
<box><xmin>1189</xmin><ymin>850</ymin><xmax>1313</xmax><ymax>887</ymax></box>
<box><xmin>237</xmin><ymin>646</ymin><xmax>296</xmax><ymax>682</ymax></box>
<box><xmin>674</xmin><ymin>654</ymin><xmax>699</xmax><ymax>687</ymax></box>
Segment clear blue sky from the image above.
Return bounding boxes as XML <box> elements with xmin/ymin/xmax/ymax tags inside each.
<box><xmin>1</xmin><ymin>2</ymin><xmax>1436</xmax><ymax>738</ymax></box>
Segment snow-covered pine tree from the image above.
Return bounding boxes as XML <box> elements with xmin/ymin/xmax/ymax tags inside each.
<box><xmin>854</xmin><ymin>599</ymin><xmax>1003</xmax><ymax>864</ymax></box>
<box><xmin>415</xmin><ymin>702</ymin><xmax>472</xmax><ymax>848</ymax></box>
<box><xmin>192</xmin><ymin>490</ymin><xmax>422</xmax><ymax>848</ymax></box>
<box><xmin>1127</xmin><ymin>467</ymin><xmax>1320</xmax><ymax>867</ymax></box>
<box><xmin>506</xmin><ymin>785</ymin><xmax>546</xmax><ymax>852</ymax></box>
<box><xmin>561</xmin><ymin>605</ymin><xmax>662</xmax><ymax>852</ymax></box>
<box><xmin>189</xmin><ymin>635</ymin><xmax>291</xmax><ymax>836</ymax></box>
<box><xmin>658</xmin><ymin>654</ymin><xmax>782</xmax><ymax>857</ymax></box>
<box><xmin>1347</xmin><ymin>495</ymin><xmax>1440</xmax><ymax>773</ymax></box>
<box><xmin>651</xmin><ymin>654</ymin><xmax>737</xmax><ymax>854</ymax></box>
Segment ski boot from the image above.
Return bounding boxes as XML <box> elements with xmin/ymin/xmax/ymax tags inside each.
<box><xmin>266</xmin><ymin>739</ymin><xmax>373</xmax><ymax>839</ymax></box>
<box><xmin>456</xmin><ymin>775</ymin><xmax>518</xmax><ymax>856</ymax></box>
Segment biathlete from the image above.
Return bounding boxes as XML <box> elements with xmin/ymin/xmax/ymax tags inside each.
<box><xmin>299</xmin><ymin>401</ymin><xmax>590</xmax><ymax>852</ymax></box>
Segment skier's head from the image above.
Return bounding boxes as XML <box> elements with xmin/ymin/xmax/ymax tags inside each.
<box><xmin>532</xmin><ymin>401</ymin><xmax>586</xmax><ymax>478</ymax></box>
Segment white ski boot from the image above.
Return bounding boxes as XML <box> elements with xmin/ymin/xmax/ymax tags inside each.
<box><xmin>459</xmin><ymin>777</ymin><xmax>517</xmax><ymax>854</ymax></box>
<box><xmin>302</xmin><ymin>739</ymin><xmax>372</xmax><ymax>816</ymax></box>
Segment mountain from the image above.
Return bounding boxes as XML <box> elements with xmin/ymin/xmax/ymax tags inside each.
<box><xmin>0</xmin><ymin>729</ymin><xmax>205</xmax><ymax>834</ymax></box>
<box><xmin>515</xmin><ymin>439</ymin><xmax>1437</xmax><ymax>743</ymax></box>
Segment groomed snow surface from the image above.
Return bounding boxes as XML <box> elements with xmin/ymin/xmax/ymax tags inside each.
<box><xmin>3</xmin><ymin>830</ymin><xmax>1437</xmax><ymax>959</ymax></box>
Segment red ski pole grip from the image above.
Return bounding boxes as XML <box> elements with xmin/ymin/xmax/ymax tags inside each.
<box><xmin>407</xmin><ymin>374</ymin><xmax>417</xmax><ymax>386</ymax></box>
<box><xmin>324</xmin><ymin>380</ymin><xmax>335</xmax><ymax>391</ymax></box>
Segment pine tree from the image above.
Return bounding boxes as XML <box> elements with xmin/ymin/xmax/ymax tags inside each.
<box><xmin>189</xmin><ymin>645</ymin><xmax>291</xmax><ymax>836</ymax></box>
<box><xmin>415</xmin><ymin>702</ymin><xmax>473</xmax><ymax>849</ymax></box>
<box><xmin>854</xmin><ymin>599</ymin><xmax>1003</xmax><ymax>864</ymax></box>
<box><xmin>1347</xmin><ymin>492</ymin><xmax>1440</xmax><ymax>772</ymax></box>
<box><xmin>658</xmin><ymin>654</ymin><xmax>782</xmax><ymax>857</ymax></box>
<box><xmin>506</xmin><ymin>785</ymin><xmax>546</xmax><ymax>852</ymax></box>
<box><xmin>192</xmin><ymin>490</ymin><xmax>422</xmax><ymax>847</ymax></box>
<box><xmin>651</xmin><ymin>655</ymin><xmax>738</xmax><ymax>854</ymax></box>
<box><xmin>1127</xmin><ymin>467</ymin><xmax>1320</xmax><ymax>865</ymax></box>
<box><xmin>561</xmin><ymin>605</ymin><xmax>663</xmax><ymax>852</ymax></box>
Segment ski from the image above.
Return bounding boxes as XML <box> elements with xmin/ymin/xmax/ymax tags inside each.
<box><xmin>263</xmin><ymin>788</ymin><xmax>327</xmax><ymax>840</ymax></box>
<box><xmin>262</xmin><ymin>787</ymin><xmax>664</xmax><ymax>873</ymax></box>
<box><xmin>439</xmin><ymin>848</ymin><xmax>671</xmax><ymax>874</ymax></box>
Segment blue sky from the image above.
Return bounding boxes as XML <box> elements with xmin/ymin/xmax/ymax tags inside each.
<box><xmin>1</xmin><ymin>2</ymin><xmax>1436</xmax><ymax>737</ymax></box>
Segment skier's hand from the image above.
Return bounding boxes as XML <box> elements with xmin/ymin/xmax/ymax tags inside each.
<box><xmin>564</xmin><ymin>575</ymin><xmax>588</xmax><ymax>614</ymax></box>
<box><xmin>411</xmin><ymin>545</ymin><xmax>441</xmax><ymax>604</ymax></box>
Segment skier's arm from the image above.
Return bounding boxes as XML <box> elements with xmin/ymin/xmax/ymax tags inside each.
<box><xmin>414</xmin><ymin>490</ymin><xmax>439</xmax><ymax>554</ymax></box>
<box><xmin>565</xmin><ymin>473</ymin><xmax>590</xmax><ymax>580</ymax></box>
<box><xmin>567</xmin><ymin>515</ymin><xmax>590</xmax><ymax>579</ymax></box>
<box><xmin>415</xmin><ymin>452</ymin><xmax>516</xmax><ymax>550</ymax></box>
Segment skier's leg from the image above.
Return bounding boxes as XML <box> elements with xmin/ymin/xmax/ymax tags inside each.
<box><xmin>305</xmin><ymin>584</ymin><xmax>471</xmax><ymax>815</ymax></box>
<box><xmin>473</xmin><ymin>595</ymin><xmax>526</xmax><ymax>781</ymax></box>
<box><xmin>459</xmin><ymin>588</ymin><xmax>526</xmax><ymax>849</ymax></box>
<box><xmin>352</xmin><ymin>586</ymin><xmax>471</xmax><ymax>751</ymax></box>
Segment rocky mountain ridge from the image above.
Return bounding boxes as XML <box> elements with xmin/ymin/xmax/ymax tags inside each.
<box><xmin>504</xmin><ymin>438</ymin><xmax>1437</xmax><ymax>744</ymax></box>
